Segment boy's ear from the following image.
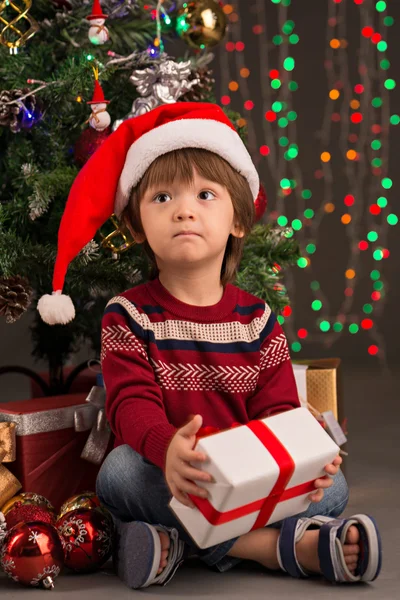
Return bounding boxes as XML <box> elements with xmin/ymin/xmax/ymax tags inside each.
<box><xmin>132</xmin><ymin>231</ymin><xmax>146</xmax><ymax>244</ymax></box>
<box><xmin>231</xmin><ymin>222</ymin><xmax>245</xmax><ymax>239</ymax></box>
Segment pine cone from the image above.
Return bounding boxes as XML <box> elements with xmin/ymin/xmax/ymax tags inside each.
<box><xmin>0</xmin><ymin>88</ymin><xmax>42</xmax><ymax>133</ymax></box>
<box><xmin>181</xmin><ymin>66</ymin><xmax>215</xmax><ymax>103</ymax></box>
<box><xmin>0</xmin><ymin>275</ymin><xmax>33</xmax><ymax>323</ymax></box>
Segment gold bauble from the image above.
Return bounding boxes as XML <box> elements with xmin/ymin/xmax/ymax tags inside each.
<box><xmin>176</xmin><ymin>0</ymin><xmax>227</xmax><ymax>49</ymax></box>
<box><xmin>1</xmin><ymin>492</ymin><xmax>55</xmax><ymax>517</ymax></box>
<box><xmin>58</xmin><ymin>491</ymin><xmax>100</xmax><ymax>520</ymax></box>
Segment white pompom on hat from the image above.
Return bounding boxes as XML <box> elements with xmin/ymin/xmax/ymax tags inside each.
<box><xmin>37</xmin><ymin>102</ymin><xmax>260</xmax><ymax>325</ymax></box>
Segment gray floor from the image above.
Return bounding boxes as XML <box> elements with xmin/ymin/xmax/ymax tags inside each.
<box><xmin>1</xmin><ymin>365</ymin><xmax>399</xmax><ymax>598</ymax></box>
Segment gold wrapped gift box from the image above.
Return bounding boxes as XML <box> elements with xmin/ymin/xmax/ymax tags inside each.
<box><xmin>292</xmin><ymin>358</ymin><xmax>344</xmax><ymax>421</ymax></box>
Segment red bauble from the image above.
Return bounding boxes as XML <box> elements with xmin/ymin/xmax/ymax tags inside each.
<box><xmin>5</xmin><ymin>504</ymin><xmax>56</xmax><ymax>530</ymax></box>
<box><xmin>74</xmin><ymin>126</ymin><xmax>111</xmax><ymax>166</ymax></box>
<box><xmin>0</xmin><ymin>521</ymin><xmax>64</xmax><ymax>589</ymax></box>
<box><xmin>254</xmin><ymin>185</ymin><xmax>267</xmax><ymax>221</ymax></box>
<box><xmin>56</xmin><ymin>508</ymin><xmax>113</xmax><ymax>573</ymax></box>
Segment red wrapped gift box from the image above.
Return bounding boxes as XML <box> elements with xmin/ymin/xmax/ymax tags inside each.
<box><xmin>0</xmin><ymin>391</ymin><xmax>112</xmax><ymax>510</ymax></box>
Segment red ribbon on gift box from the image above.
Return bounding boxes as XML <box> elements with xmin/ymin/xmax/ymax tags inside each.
<box><xmin>189</xmin><ymin>420</ymin><xmax>316</xmax><ymax>528</ymax></box>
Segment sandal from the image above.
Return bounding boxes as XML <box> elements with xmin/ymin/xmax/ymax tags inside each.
<box><xmin>276</xmin><ymin>514</ymin><xmax>382</xmax><ymax>583</ymax></box>
<box><xmin>113</xmin><ymin>520</ymin><xmax>188</xmax><ymax>589</ymax></box>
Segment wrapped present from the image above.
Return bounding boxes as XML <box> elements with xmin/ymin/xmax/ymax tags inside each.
<box><xmin>0</xmin><ymin>422</ymin><xmax>22</xmax><ymax>507</ymax></box>
<box><xmin>170</xmin><ymin>407</ymin><xmax>339</xmax><ymax>549</ymax></box>
<box><xmin>292</xmin><ymin>358</ymin><xmax>343</xmax><ymax>420</ymax></box>
<box><xmin>0</xmin><ymin>387</ymin><xmax>112</xmax><ymax>511</ymax></box>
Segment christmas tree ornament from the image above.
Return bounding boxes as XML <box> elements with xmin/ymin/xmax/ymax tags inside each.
<box><xmin>87</xmin><ymin>0</ymin><xmax>109</xmax><ymax>45</ymax></box>
<box><xmin>87</xmin><ymin>67</ymin><xmax>111</xmax><ymax>131</ymax></box>
<box><xmin>74</xmin><ymin>125</ymin><xmax>111</xmax><ymax>166</ymax></box>
<box><xmin>254</xmin><ymin>185</ymin><xmax>267</xmax><ymax>222</ymax></box>
<box><xmin>56</xmin><ymin>507</ymin><xmax>113</xmax><ymax>572</ymax></box>
<box><xmin>180</xmin><ymin>64</ymin><xmax>215</xmax><ymax>103</ymax></box>
<box><xmin>0</xmin><ymin>275</ymin><xmax>33</xmax><ymax>323</ymax></box>
<box><xmin>129</xmin><ymin>59</ymin><xmax>199</xmax><ymax>117</ymax></box>
<box><xmin>176</xmin><ymin>0</ymin><xmax>227</xmax><ymax>49</ymax></box>
<box><xmin>0</xmin><ymin>521</ymin><xmax>64</xmax><ymax>588</ymax></box>
<box><xmin>5</xmin><ymin>504</ymin><xmax>56</xmax><ymax>530</ymax></box>
<box><xmin>58</xmin><ymin>491</ymin><xmax>100</xmax><ymax>520</ymax></box>
<box><xmin>99</xmin><ymin>213</ymin><xmax>136</xmax><ymax>256</ymax></box>
<box><xmin>0</xmin><ymin>88</ymin><xmax>43</xmax><ymax>133</ymax></box>
<box><xmin>0</xmin><ymin>0</ymin><xmax>39</xmax><ymax>54</ymax></box>
<box><xmin>1</xmin><ymin>492</ymin><xmax>56</xmax><ymax>519</ymax></box>
<box><xmin>38</xmin><ymin>103</ymin><xmax>260</xmax><ymax>325</ymax></box>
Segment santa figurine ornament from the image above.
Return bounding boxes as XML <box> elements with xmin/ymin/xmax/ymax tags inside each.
<box><xmin>37</xmin><ymin>102</ymin><xmax>266</xmax><ymax>325</ymax></box>
<box><xmin>87</xmin><ymin>0</ymin><xmax>109</xmax><ymax>45</ymax></box>
<box><xmin>87</xmin><ymin>67</ymin><xmax>111</xmax><ymax>131</ymax></box>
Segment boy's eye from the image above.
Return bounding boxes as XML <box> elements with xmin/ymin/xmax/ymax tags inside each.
<box><xmin>153</xmin><ymin>193</ymin><xmax>171</xmax><ymax>204</ymax></box>
<box><xmin>199</xmin><ymin>190</ymin><xmax>215</xmax><ymax>200</ymax></box>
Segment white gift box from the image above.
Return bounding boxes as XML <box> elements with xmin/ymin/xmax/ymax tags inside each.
<box><xmin>169</xmin><ymin>407</ymin><xmax>339</xmax><ymax>549</ymax></box>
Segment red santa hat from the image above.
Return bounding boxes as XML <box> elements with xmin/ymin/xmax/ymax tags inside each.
<box><xmin>87</xmin><ymin>0</ymin><xmax>107</xmax><ymax>21</ymax></box>
<box><xmin>37</xmin><ymin>102</ymin><xmax>260</xmax><ymax>325</ymax></box>
<box><xmin>87</xmin><ymin>79</ymin><xmax>110</xmax><ymax>105</ymax></box>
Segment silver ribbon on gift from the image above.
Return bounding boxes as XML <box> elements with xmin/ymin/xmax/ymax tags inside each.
<box><xmin>74</xmin><ymin>386</ymin><xmax>111</xmax><ymax>465</ymax></box>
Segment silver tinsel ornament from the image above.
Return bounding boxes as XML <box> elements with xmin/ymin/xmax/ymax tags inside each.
<box><xmin>112</xmin><ymin>59</ymin><xmax>199</xmax><ymax>130</ymax></box>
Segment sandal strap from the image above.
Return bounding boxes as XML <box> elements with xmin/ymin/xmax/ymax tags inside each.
<box><xmin>152</xmin><ymin>525</ymin><xmax>186</xmax><ymax>586</ymax></box>
<box><xmin>277</xmin><ymin>516</ymin><xmax>331</xmax><ymax>578</ymax></box>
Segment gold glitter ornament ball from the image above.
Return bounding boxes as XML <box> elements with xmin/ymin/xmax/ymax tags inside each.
<box><xmin>176</xmin><ymin>0</ymin><xmax>227</xmax><ymax>49</ymax></box>
<box><xmin>1</xmin><ymin>492</ymin><xmax>56</xmax><ymax>517</ymax></box>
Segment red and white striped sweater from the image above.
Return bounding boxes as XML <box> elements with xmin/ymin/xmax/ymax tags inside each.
<box><xmin>101</xmin><ymin>276</ymin><xmax>300</xmax><ymax>471</ymax></box>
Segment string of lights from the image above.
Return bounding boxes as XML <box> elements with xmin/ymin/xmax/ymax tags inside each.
<box><xmin>218</xmin><ymin>0</ymin><xmax>396</xmax><ymax>364</ymax></box>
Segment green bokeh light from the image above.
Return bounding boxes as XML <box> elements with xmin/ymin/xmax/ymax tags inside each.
<box><xmin>367</xmin><ymin>231</ymin><xmax>378</xmax><ymax>242</ymax></box>
<box><xmin>277</xmin><ymin>215</ymin><xmax>288</xmax><ymax>226</ymax></box>
<box><xmin>363</xmin><ymin>304</ymin><xmax>373</xmax><ymax>314</ymax></box>
<box><xmin>288</xmin><ymin>81</ymin><xmax>298</xmax><ymax>91</ymax></box>
<box><xmin>271</xmin><ymin>79</ymin><xmax>282</xmax><ymax>89</ymax></box>
<box><xmin>312</xmin><ymin>300</ymin><xmax>322</xmax><ymax>311</ymax></box>
<box><xmin>371</xmin><ymin>158</ymin><xmax>382</xmax><ymax>167</ymax></box>
<box><xmin>387</xmin><ymin>214</ymin><xmax>398</xmax><ymax>225</ymax></box>
<box><xmin>279</xmin><ymin>136</ymin><xmax>289</xmax><ymax>146</ymax></box>
<box><xmin>282</xmin><ymin>20</ymin><xmax>295</xmax><ymax>34</ymax></box>
<box><xmin>272</xmin><ymin>101</ymin><xmax>283</xmax><ymax>112</ymax></box>
<box><xmin>371</xmin><ymin>140</ymin><xmax>382</xmax><ymax>150</ymax></box>
<box><xmin>371</xmin><ymin>97</ymin><xmax>383</xmax><ymax>108</ymax></box>
<box><xmin>283</xmin><ymin>57</ymin><xmax>295</xmax><ymax>71</ymax></box>
<box><xmin>289</xmin><ymin>33</ymin><xmax>299</xmax><ymax>44</ymax></box>
<box><xmin>310</xmin><ymin>281</ymin><xmax>320</xmax><ymax>291</ymax></box>
<box><xmin>384</xmin><ymin>79</ymin><xmax>396</xmax><ymax>90</ymax></box>
<box><xmin>370</xmin><ymin>270</ymin><xmax>380</xmax><ymax>280</ymax></box>
<box><xmin>380</xmin><ymin>59</ymin><xmax>390</xmax><ymax>70</ymax></box>
<box><xmin>377</xmin><ymin>41</ymin><xmax>387</xmax><ymax>52</ymax></box>
<box><xmin>280</xmin><ymin>178</ymin><xmax>290</xmax><ymax>188</ymax></box>
<box><xmin>273</xmin><ymin>35</ymin><xmax>283</xmax><ymax>45</ymax></box>
<box><xmin>306</xmin><ymin>243</ymin><xmax>316</xmax><ymax>254</ymax></box>
<box><xmin>287</xmin><ymin>111</ymin><xmax>297</xmax><ymax>121</ymax></box>
<box><xmin>383</xmin><ymin>16</ymin><xmax>394</xmax><ymax>26</ymax></box>
<box><xmin>349</xmin><ymin>324</ymin><xmax>359</xmax><ymax>334</ymax></box>
<box><xmin>302</xmin><ymin>189</ymin><xmax>312</xmax><ymax>199</ymax></box>
<box><xmin>373</xmin><ymin>281</ymin><xmax>384</xmax><ymax>291</ymax></box>
<box><xmin>373</xmin><ymin>249</ymin><xmax>383</xmax><ymax>261</ymax></box>
<box><xmin>292</xmin><ymin>219</ymin><xmax>302</xmax><ymax>230</ymax></box>
<box><xmin>333</xmin><ymin>322</ymin><xmax>344</xmax><ymax>332</ymax></box>
<box><xmin>278</xmin><ymin>117</ymin><xmax>288</xmax><ymax>127</ymax></box>
<box><xmin>381</xmin><ymin>177</ymin><xmax>392</xmax><ymax>189</ymax></box>
<box><xmin>297</xmin><ymin>257</ymin><xmax>308</xmax><ymax>268</ymax></box>
<box><xmin>320</xmin><ymin>321</ymin><xmax>330</xmax><ymax>332</ymax></box>
<box><xmin>304</xmin><ymin>208</ymin><xmax>314</xmax><ymax>219</ymax></box>
<box><xmin>287</xmin><ymin>147</ymin><xmax>298</xmax><ymax>158</ymax></box>
<box><xmin>377</xmin><ymin>196</ymin><xmax>387</xmax><ymax>208</ymax></box>
<box><xmin>375</xmin><ymin>1</ymin><xmax>386</xmax><ymax>11</ymax></box>
<box><xmin>291</xmin><ymin>341</ymin><xmax>301</xmax><ymax>352</ymax></box>
<box><xmin>390</xmin><ymin>115</ymin><xmax>400</xmax><ymax>125</ymax></box>
<box><xmin>277</xmin><ymin>314</ymin><xmax>285</xmax><ymax>325</ymax></box>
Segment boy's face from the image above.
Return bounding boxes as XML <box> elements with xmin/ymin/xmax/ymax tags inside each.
<box><xmin>133</xmin><ymin>168</ymin><xmax>244</xmax><ymax>274</ymax></box>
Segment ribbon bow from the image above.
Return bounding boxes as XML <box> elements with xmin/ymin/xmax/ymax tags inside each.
<box><xmin>74</xmin><ymin>386</ymin><xmax>111</xmax><ymax>465</ymax></box>
<box><xmin>0</xmin><ymin>422</ymin><xmax>22</xmax><ymax>508</ymax></box>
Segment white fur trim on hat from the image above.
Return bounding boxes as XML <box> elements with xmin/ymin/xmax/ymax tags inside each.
<box><xmin>37</xmin><ymin>291</ymin><xmax>75</xmax><ymax>325</ymax></box>
<box><xmin>114</xmin><ymin>118</ymin><xmax>260</xmax><ymax>216</ymax></box>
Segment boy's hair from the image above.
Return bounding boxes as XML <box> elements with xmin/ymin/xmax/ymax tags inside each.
<box><xmin>120</xmin><ymin>148</ymin><xmax>256</xmax><ymax>286</ymax></box>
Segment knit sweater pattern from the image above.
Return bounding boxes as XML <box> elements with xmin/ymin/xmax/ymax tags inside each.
<box><xmin>101</xmin><ymin>276</ymin><xmax>300</xmax><ymax>471</ymax></box>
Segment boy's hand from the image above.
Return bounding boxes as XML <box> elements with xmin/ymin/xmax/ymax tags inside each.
<box><xmin>309</xmin><ymin>455</ymin><xmax>342</xmax><ymax>503</ymax></box>
<box><xmin>165</xmin><ymin>414</ymin><xmax>213</xmax><ymax>509</ymax></box>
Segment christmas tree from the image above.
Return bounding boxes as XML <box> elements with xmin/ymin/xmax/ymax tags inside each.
<box><xmin>0</xmin><ymin>0</ymin><xmax>300</xmax><ymax>394</ymax></box>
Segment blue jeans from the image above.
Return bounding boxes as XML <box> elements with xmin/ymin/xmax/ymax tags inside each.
<box><xmin>96</xmin><ymin>445</ymin><xmax>349</xmax><ymax>573</ymax></box>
